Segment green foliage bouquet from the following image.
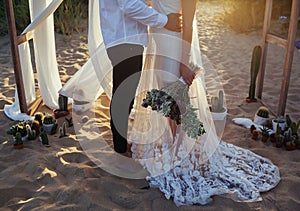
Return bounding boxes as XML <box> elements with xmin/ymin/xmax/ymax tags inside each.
<box><xmin>142</xmin><ymin>77</ymin><xmax>206</xmax><ymax>139</ymax></box>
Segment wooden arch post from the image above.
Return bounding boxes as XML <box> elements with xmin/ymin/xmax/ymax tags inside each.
<box><xmin>4</xmin><ymin>0</ymin><xmax>28</xmax><ymax>114</ymax></box>
<box><xmin>256</xmin><ymin>0</ymin><xmax>300</xmax><ymax>116</ymax></box>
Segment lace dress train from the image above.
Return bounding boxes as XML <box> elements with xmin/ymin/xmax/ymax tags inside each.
<box><xmin>147</xmin><ymin>141</ymin><xmax>280</xmax><ymax>206</ymax></box>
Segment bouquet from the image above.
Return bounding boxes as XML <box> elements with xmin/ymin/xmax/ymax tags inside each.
<box><xmin>141</xmin><ymin>65</ymin><xmax>206</xmax><ymax>139</ymax></box>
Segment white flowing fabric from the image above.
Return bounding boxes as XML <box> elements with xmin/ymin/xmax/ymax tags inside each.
<box><xmin>4</xmin><ymin>42</ymin><xmax>36</xmax><ymax>121</ymax></box>
<box><xmin>4</xmin><ymin>0</ymin><xmax>63</xmax><ymax>120</ymax></box>
<box><xmin>59</xmin><ymin>0</ymin><xmax>108</xmax><ymax>102</ymax></box>
<box><xmin>29</xmin><ymin>0</ymin><xmax>62</xmax><ymax>108</ymax></box>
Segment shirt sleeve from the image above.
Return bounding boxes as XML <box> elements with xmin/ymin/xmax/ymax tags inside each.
<box><xmin>117</xmin><ymin>0</ymin><xmax>168</xmax><ymax>28</ymax></box>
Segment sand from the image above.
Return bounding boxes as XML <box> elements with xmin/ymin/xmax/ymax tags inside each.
<box><xmin>1</xmin><ymin>2</ymin><xmax>300</xmax><ymax>210</ymax></box>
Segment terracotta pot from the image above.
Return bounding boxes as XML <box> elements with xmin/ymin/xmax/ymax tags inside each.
<box><xmin>261</xmin><ymin>136</ymin><xmax>268</xmax><ymax>142</ymax></box>
<box><xmin>250</xmin><ymin>125</ymin><xmax>256</xmax><ymax>134</ymax></box>
<box><xmin>285</xmin><ymin>144</ymin><xmax>296</xmax><ymax>151</ymax></box>
<box><xmin>275</xmin><ymin>142</ymin><xmax>283</xmax><ymax>148</ymax></box>
<box><xmin>54</xmin><ymin>109</ymin><xmax>69</xmax><ymax>119</ymax></box>
<box><xmin>14</xmin><ymin>143</ymin><xmax>24</xmax><ymax>149</ymax></box>
<box><xmin>269</xmin><ymin>134</ymin><xmax>276</xmax><ymax>143</ymax></box>
<box><xmin>252</xmin><ymin>131</ymin><xmax>259</xmax><ymax>140</ymax></box>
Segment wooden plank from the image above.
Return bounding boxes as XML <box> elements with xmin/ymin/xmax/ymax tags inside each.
<box><xmin>278</xmin><ymin>0</ymin><xmax>300</xmax><ymax>115</ymax></box>
<box><xmin>17</xmin><ymin>31</ymin><xmax>33</xmax><ymax>45</ymax></box>
<box><xmin>4</xmin><ymin>0</ymin><xmax>28</xmax><ymax>114</ymax></box>
<box><xmin>256</xmin><ymin>0</ymin><xmax>273</xmax><ymax>99</ymax></box>
<box><xmin>266</xmin><ymin>34</ymin><xmax>288</xmax><ymax>49</ymax></box>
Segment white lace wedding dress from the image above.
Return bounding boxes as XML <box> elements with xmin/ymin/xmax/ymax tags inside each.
<box><xmin>128</xmin><ymin>0</ymin><xmax>280</xmax><ymax>206</ymax></box>
<box><xmin>59</xmin><ymin>0</ymin><xmax>280</xmax><ymax>206</ymax></box>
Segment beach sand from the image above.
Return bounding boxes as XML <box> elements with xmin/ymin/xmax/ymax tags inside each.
<box><xmin>1</xmin><ymin>2</ymin><xmax>300</xmax><ymax>210</ymax></box>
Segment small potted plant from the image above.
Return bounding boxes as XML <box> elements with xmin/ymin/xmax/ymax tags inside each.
<box><xmin>7</xmin><ymin>120</ymin><xmax>30</xmax><ymax>140</ymax></box>
<box><xmin>26</xmin><ymin>124</ymin><xmax>37</xmax><ymax>140</ymax></box>
<box><xmin>254</xmin><ymin>106</ymin><xmax>269</xmax><ymax>125</ymax></box>
<box><xmin>272</xmin><ymin>115</ymin><xmax>286</xmax><ymax>133</ymax></box>
<box><xmin>13</xmin><ymin>132</ymin><xmax>24</xmax><ymax>149</ymax></box>
<box><xmin>260</xmin><ymin>126</ymin><xmax>270</xmax><ymax>142</ymax></box>
<box><xmin>285</xmin><ymin>115</ymin><xmax>300</xmax><ymax>149</ymax></box>
<box><xmin>250</xmin><ymin>124</ymin><xmax>256</xmax><ymax>134</ymax></box>
<box><xmin>65</xmin><ymin>117</ymin><xmax>73</xmax><ymax>127</ymax></box>
<box><xmin>54</xmin><ymin>94</ymin><xmax>70</xmax><ymax>119</ymax></box>
<box><xmin>59</xmin><ymin>122</ymin><xmax>67</xmax><ymax>138</ymax></box>
<box><xmin>43</xmin><ymin>113</ymin><xmax>58</xmax><ymax>135</ymax></box>
<box><xmin>274</xmin><ymin>125</ymin><xmax>284</xmax><ymax>148</ymax></box>
<box><xmin>210</xmin><ymin>90</ymin><xmax>227</xmax><ymax>138</ymax></box>
<box><xmin>34</xmin><ymin>112</ymin><xmax>44</xmax><ymax>125</ymax></box>
<box><xmin>284</xmin><ymin>128</ymin><xmax>296</xmax><ymax>151</ymax></box>
<box><xmin>210</xmin><ymin>90</ymin><xmax>226</xmax><ymax>114</ymax></box>
<box><xmin>39</xmin><ymin>128</ymin><xmax>50</xmax><ymax>147</ymax></box>
<box><xmin>252</xmin><ymin>129</ymin><xmax>260</xmax><ymax>141</ymax></box>
<box><xmin>30</xmin><ymin>119</ymin><xmax>41</xmax><ymax>136</ymax></box>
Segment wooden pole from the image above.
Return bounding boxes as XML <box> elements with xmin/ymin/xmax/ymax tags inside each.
<box><xmin>4</xmin><ymin>0</ymin><xmax>28</xmax><ymax>114</ymax></box>
<box><xmin>278</xmin><ymin>0</ymin><xmax>300</xmax><ymax>115</ymax></box>
<box><xmin>256</xmin><ymin>0</ymin><xmax>272</xmax><ymax>99</ymax></box>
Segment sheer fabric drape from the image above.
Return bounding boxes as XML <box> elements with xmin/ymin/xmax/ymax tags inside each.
<box><xmin>4</xmin><ymin>0</ymin><xmax>63</xmax><ymax>120</ymax></box>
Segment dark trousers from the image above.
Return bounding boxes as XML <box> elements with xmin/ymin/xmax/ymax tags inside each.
<box><xmin>107</xmin><ymin>44</ymin><xmax>143</xmax><ymax>153</ymax></box>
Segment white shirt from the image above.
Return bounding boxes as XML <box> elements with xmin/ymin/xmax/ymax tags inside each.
<box><xmin>99</xmin><ymin>0</ymin><xmax>168</xmax><ymax>48</ymax></box>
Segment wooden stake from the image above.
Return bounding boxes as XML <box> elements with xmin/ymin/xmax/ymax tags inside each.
<box><xmin>278</xmin><ymin>0</ymin><xmax>300</xmax><ymax>115</ymax></box>
<box><xmin>4</xmin><ymin>0</ymin><xmax>28</xmax><ymax>114</ymax></box>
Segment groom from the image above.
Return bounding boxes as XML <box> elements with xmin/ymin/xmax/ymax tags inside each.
<box><xmin>99</xmin><ymin>0</ymin><xmax>182</xmax><ymax>153</ymax></box>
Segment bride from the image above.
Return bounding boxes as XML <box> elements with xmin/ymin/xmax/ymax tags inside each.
<box><xmin>128</xmin><ymin>0</ymin><xmax>281</xmax><ymax>206</ymax></box>
<box><xmin>60</xmin><ymin>0</ymin><xmax>280</xmax><ymax>206</ymax></box>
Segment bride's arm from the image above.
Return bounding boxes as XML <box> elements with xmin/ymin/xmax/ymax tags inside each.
<box><xmin>180</xmin><ymin>0</ymin><xmax>196</xmax><ymax>86</ymax></box>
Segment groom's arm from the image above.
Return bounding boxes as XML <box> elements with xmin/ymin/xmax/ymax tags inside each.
<box><xmin>117</xmin><ymin>0</ymin><xmax>181</xmax><ymax>32</ymax></box>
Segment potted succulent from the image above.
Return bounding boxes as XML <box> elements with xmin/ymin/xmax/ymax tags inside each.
<box><xmin>284</xmin><ymin>128</ymin><xmax>296</xmax><ymax>151</ymax></box>
<box><xmin>13</xmin><ymin>132</ymin><xmax>24</xmax><ymax>149</ymax></box>
<box><xmin>210</xmin><ymin>90</ymin><xmax>227</xmax><ymax>138</ymax></box>
<box><xmin>260</xmin><ymin>126</ymin><xmax>271</xmax><ymax>142</ymax></box>
<box><xmin>285</xmin><ymin>115</ymin><xmax>300</xmax><ymax>149</ymax></box>
<box><xmin>39</xmin><ymin>128</ymin><xmax>50</xmax><ymax>146</ymax></box>
<box><xmin>54</xmin><ymin>94</ymin><xmax>70</xmax><ymax>119</ymax></box>
<box><xmin>65</xmin><ymin>117</ymin><xmax>73</xmax><ymax>127</ymax></box>
<box><xmin>272</xmin><ymin>115</ymin><xmax>286</xmax><ymax>133</ymax></box>
<box><xmin>254</xmin><ymin>106</ymin><xmax>270</xmax><ymax>125</ymax></box>
<box><xmin>26</xmin><ymin>124</ymin><xmax>37</xmax><ymax>140</ymax></box>
<box><xmin>34</xmin><ymin>112</ymin><xmax>44</xmax><ymax>126</ymax></box>
<box><xmin>59</xmin><ymin>122</ymin><xmax>67</xmax><ymax>138</ymax></box>
<box><xmin>30</xmin><ymin>119</ymin><xmax>41</xmax><ymax>136</ymax></box>
<box><xmin>7</xmin><ymin>120</ymin><xmax>30</xmax><ymax>140</ymax></box>
<box><xmin>274</xmin><ymin>125</ymin><xmax>284</xmax><ymax>148</ymax></box>
<box><xmin>43</xmin><ymin>113</ymin><xmax>58</xmax><ymax>135</ymax></box>
<box><xmin>210</xmin><ymin>90</ymin><xmax>226</xmax><ymax>114</ymax></box>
